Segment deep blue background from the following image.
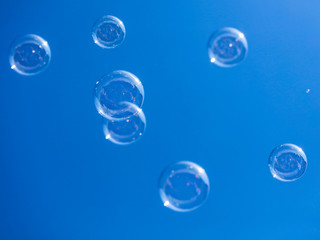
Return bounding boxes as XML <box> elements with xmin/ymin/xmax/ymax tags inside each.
<box><xmin>1</xmin><ymin>0</ymin><xmax>320</xmax><ymax>239</ymax></box>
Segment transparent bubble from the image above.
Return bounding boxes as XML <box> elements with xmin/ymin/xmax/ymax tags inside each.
<box><xmin>159</xmin><ymin>161</ymin><xmax>210</xmax><ymax>212</ymax></box>
<box><xmin>208</xmin><ymin>27</ymin><xmax>248</xmax><ymax>67</ymax></box>
<box><xmin>103</xmin><ymin>102</ymin><xmax>146</xmax><ymax>145</ymax></box>
<box><xmin>9</xmin><ymin>34</ymin><xmax>51</xmax><ymax>76</ymax></box>
<box><xmin>94</xmin><ymin>70</ymin><xmax>144</xmax><ymax>120</ymax></box>
<box><xmin>92</xmin><ymin>15</ymin><xmax>126</xmax><ymax>49</ymax></box>
<box><xmin>269</xmin><ymin>143</ymin><xmax>307</xmax><ymax>182</ymax></box>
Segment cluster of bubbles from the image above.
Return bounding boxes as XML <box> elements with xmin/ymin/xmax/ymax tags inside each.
<box><xmin>8</xmin><ymin>15</ymin><xmax>308</xmax><ymax>213</ymax></box>
<box><xmin>8</xmin><ymin>15</ymin><xmax>144</xmax><ymax>145</ymax></box>
<box><xmin>91</xmin><ymin>15</ymin><xmax>146</xmax><ymax>145</ymax></box>
<box><xmin>8</xmin><ymin>25</ymin><xmax>248</xmax><ymax>75</ymax></box>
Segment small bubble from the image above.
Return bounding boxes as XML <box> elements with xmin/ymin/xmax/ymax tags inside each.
<box><xmin>208</xmin><ymin>27</ymin><xmax>248</xmax><ymax>67</ymax></box>
<box><xmin>92</xmin><ymin>15</ymin><xmax>126</xmax><ymax>49</ymax></box>
<box><xmin>268</xmin><ymin>143</ymin><xmax>307</xmax><ymax>182</ymax></box>
<box><xmin>159</xmin><ymin>161</ymin><xmax>209</xmax><ymax>212</ymax></box>
<box><xmin>9</xmin><ymin>34</ymin><xmax>51</xmax><ymax>76</ymax></box>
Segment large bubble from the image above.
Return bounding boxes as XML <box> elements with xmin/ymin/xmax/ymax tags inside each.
<box><xmin>92</xmin><ymin>15</ymin><xmax>126</xmax><ymax>49</ymax></box>
<box><xmin>94</xmin><ymin>70</ymin><xmax>144</xmax><ymax>120</ymax></box>
<box><xmin>9</xmin><ymin>34</ymin><xmax>51</xmax><ymax>76</ymax></box>
<box><xmin>159</xmin><ymin>161</ymin><xmax>210</xmax><ymax>212</ymax></box>
<box><xmin>268</xmin><ymin>143</ymin><xmax>307</xmax><ymax>182</ymax></box>
<box><xmin>208</xmin><ymin>27</ymin><xmax>248</xmax><ymax>67</ymax></box>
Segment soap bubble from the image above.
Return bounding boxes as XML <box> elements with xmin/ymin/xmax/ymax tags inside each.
<box><xmin>103</xmin><ymin>102</ymin><xmax>146</xmax><ymax>145</ymax></box>
<box><xmin>92</xmin><ymin>15</ymin><xmax>126</xmax><ymax>49</ymax></box>
<box><xmin>208</xmin><ymin>27</ymin><xmax>248</xmax><ymax>67</ymax></box>
<box><xmin>94</xmin><ymin>70</ymin><xmax>144</xmax><ymax>120</ymax></box>
<box><xmin>159</xmin><ymin>161</ymin><xmax>209</xmax><ymax>212</ymax></box>
<box><xmin>9</xmin><ymin>34</ymin><xmax>51</xmax><ymax>75</ymax></box>
<box><xmin>269</xmin><ymin>143</ymin><xmax>307</xmax><ymax>182</ymax></box>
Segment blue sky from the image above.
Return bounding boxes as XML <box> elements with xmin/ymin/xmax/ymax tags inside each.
<box><xmin>1</xmin><ymin>0</ymin><xmax>320</xmax><ymax>239</ymax></box>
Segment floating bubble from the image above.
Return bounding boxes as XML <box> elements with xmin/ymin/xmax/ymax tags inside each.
<box><xmin>208</xmin><ymin>27</ymin><xmax>248</xmax><ymax>67</ymax></box>
<box><xmin>94</xmin><ymin>70</ymin><xmax>144</xmax><ymax>120</ymax></box>
<box><xmin>9</xmin><ymin>34</ymin><xmax>51</xmax><ymax>76</ymax></box>
<box><xmin>159</xmin><ymin>161</ymin><xmax>209</xmax><ymax>212</ymax></box>
<box><xmin>269</xmin><ymin>143</ymin><xmax>307</xmax><ymax>182</ymax></box>
<box><xmin>103</xmin><ymin>102</ymin><xmax>146</xmax><ymax>145</ymax></box>
<box><xmin>92</xmin><ymin>15</ymin><xmax>126</xmax><ymax>49</ymax></box>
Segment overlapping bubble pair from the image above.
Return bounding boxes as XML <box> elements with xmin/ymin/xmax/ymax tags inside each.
<box><xmin>93</xmin><ymin>70</ymin><xmax>146</xmax><ymax>145</ymax></box>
